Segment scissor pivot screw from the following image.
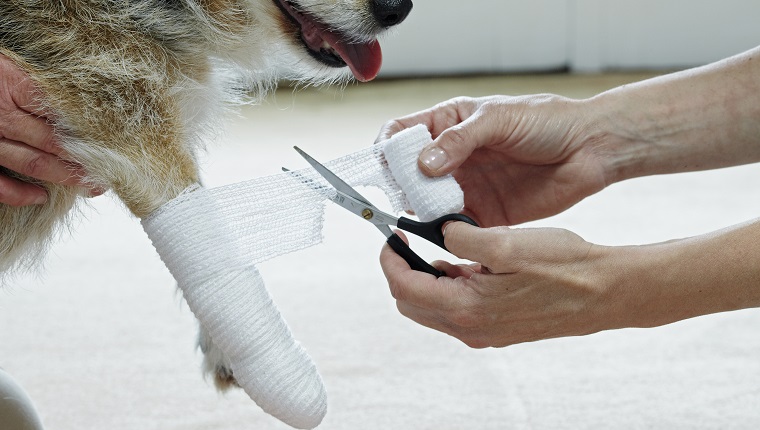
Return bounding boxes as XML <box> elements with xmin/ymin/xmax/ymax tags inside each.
<box><xmin>362</xmin><ymin>209</ymin><xmax>374</xmax><ymax>220</ymax></box>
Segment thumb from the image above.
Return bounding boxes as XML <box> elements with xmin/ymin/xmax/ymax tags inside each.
<box><xmin>418</xmin><ymin>106</ymin><xmax>503</xmax><ymax>177</ymax></box>
<box><xmin>443</xmin><ymin>222</ymin><xmax>512</xmax><ymax>271</ymax></box>
<box><xmin>417</xmin><ymin>122</ymin><xmax>478</xmax><ymax>177</ymax></box>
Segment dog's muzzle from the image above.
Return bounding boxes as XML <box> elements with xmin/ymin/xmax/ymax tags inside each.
<box><xmin>274</xmin><ymin>0</ymin><xmax>413</xmax><ymax>82</ymax></box>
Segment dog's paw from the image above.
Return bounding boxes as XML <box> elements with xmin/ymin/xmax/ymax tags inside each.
<box><xmin>198</xmin><ymin>325</ymin><xmax>240</xmax><ymax>391</ymax></box>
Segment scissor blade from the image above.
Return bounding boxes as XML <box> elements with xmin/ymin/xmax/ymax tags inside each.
<box><xmin>285</xmin><ymin>153</ymin><xmax>398</xmax><ymax>239</ymax></box>
<box><xmin>293</xmin><ymin>146</ymin><xmax>371</xmax><ymax>205</ymax></box>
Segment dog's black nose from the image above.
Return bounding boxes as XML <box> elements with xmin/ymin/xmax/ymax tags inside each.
<box><xmin>372</xmin><ymin>0</ymin><xmax>413</xmax><ymax>28</ymax></box>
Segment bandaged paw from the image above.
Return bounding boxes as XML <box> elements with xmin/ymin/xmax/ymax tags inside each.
<box><xmin>141</xmin><ymin>186</ymin><xmax>327</xmax><ymax>429</ymax></box>
<box><xmin>140</xmin><ymin>124</ymin><xmax>463</xmax><ymax>429</ymax></box>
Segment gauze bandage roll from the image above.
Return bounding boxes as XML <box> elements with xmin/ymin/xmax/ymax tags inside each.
<box><xmin>140</xmin><ymin>124</ymin><xmax>463</xmax><ymax>429</ymax></box>
<box><xmin>382</xmin><ymin>126</ymin><xmax>464</xmax><ymax>221</ymax></box>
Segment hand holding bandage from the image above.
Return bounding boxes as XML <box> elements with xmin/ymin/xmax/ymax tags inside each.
<box><xmin>141</xmin><ymin>125</ymin><xmax>464</xmax><ymax>429</ymax></box>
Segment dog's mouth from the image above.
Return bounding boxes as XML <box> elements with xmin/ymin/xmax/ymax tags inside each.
<box><xmin>274</xmin><ymin>0</ymin><xmax>383</xmax><ymax>82</ymax></box>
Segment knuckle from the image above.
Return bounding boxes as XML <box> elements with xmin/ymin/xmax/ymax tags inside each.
<box><xmin>450</xmin><ymin>95</ymin><xmax>474</xmax><ymax>108</ymax></box>
<box><xmin>0</xmin><ymin>117</ymin><xmax>10</xmax><ymax>140</ymax></box>
<box><xmin>442</xmin><ymin>124</ymin><xmax>468</xmax><ymax>149</ymax></box>
<box><xmin>459</xmin><ymin>333</ymin><xmax>490</xmax><ymax>349</ymax></box>
<box><xmin>449</xmin><ymin>310</ymin><xmax>476</xmax><ymax>328</ymax></box>
<box><xmin>36</xmin><ymin>129</ymin><xmax>59</xmax><ymax>154</ymax></box>
<box><xmin>447</xmin><ymin>304</ymin><xmax>484</xmax><ymax>329</ymax></box>
<box><xmin>22</xmin><ymin>154</ymin><xmax>51</xmax><ymax>179</ymax></box>
<box><xmin>432</xmin><ymin>96</ymin><xmax>464</xmax><ymax>112</ymax></box>
<box><xmin>445</xmin><ymin>286</ymin><xmax>492</xmax><ymax>329</ymax></box>
<box><xmin>480</xmin><ymin>95</ymin><xmax>507</xmax><ymax>112</ymax></box>
<box><xmin>395</xmin><ymin>301</ymin><xmax>412</xmax><ymax>318</ymax></box>
<box><xmin>453</xmin><ymin>328</ymin><xmax>492</xmax><ymax>349</ymax></box>
<box><xmin>377</xmin><ymin>120</ymin><xmax>402</xmax><ymax>141</ymax></box>
<box><xmin>482</xmin><ymin>226</ymin><xmax>514</xmax><ymax>268</ymax></box>
<box><xmin>387</xmin><ymin>279</ymin><xmax>406</xmax><ymax>301</ymax></box>
<box><xmin>442</xmin><ymin>222</ymin><xmax>464</xmax><ymax>246</ymax></box>
<box><xmin>0</xmin><ymin>188</ymin><xmax>14</xmax><ymax>206</ymax></box>
<box><xmin>0</xmin><ymin>186</ymin><xmax>30</xmax><ymax>207</ymax></box>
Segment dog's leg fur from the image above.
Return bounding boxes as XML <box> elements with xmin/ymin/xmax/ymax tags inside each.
<box><xmin>0</xmin><ymin>2</ymin><xmax>242</xmax><ymax>271</ymax></box>
<box><xmin>0</xmin><ymin>2</ymin><xmax>233</xmax><ymax>382</ymax></box>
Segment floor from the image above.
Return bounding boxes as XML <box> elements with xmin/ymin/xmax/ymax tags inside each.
<box><xmin>2</xmin><ymin>73</ymin><xmax>760</xmax><ymax>430</ymax></box>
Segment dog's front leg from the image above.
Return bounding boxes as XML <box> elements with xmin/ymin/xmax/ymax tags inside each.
<box><xmin>138</xmin><ymin>179</ymin><xmax>327</xmax><ymax>430</ymax></box>
<box><xmin>54</xmin><ymin>83</ymin><xmax>326</xmax><ymax>428</ymax></box>
<box><xmin>114</xmin><ymin>153</ymin><xmax>329</xmax><ymax>429</ymax></box>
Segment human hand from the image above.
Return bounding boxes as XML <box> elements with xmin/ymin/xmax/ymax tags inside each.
<box><xmin>0</xmin><ymin>53</ymin><xmax>99</xmax><ymax>206</ymax></box>
<box><xmin>379</xmin><ymin>222</ymin><xmax>619</xmax><ymax>348</ymax></box>
<box><xmin>376</xmin><ymin>95</ymin><xmax>610</xmax><ymax>226</ymax></box>
<box><xmin>381</xmin><ymin>218</ymin><xmax>760</xmax><ymax>348</ymax></box>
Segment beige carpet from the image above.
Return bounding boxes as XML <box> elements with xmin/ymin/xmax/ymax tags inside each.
<box><xmin>2</xmin><ymin>73</ymin><xmax>760</xmax><ymax>430</ymax></box>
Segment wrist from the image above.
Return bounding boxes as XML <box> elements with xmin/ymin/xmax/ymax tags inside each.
<box><xmin>580</xmin><ymin>87</ymin><xmax>676</xmax><ymax>186</ymax></box>
<box><xmin>602</xmin><ymin>222</ymin><xmax>760</xmax><ymax>330</ymax></box>
<box><xmin>591</xmin><ymin>242</ymin><xmax>708</xmax><ymax>331</ymax></box>
<box><xmin>583</xmin><ymin>244</ymin><xmax>653</xmax><ymax>330</ymax></box>
<box><xmin>582</xmin><ymin>47</ymin><xmax>760</xmax><ymax>185</ymax></box>
<box><xmin>601</xmin><ymin>243</ymin><xmax>690</xmax><ymax>329</ymax></box>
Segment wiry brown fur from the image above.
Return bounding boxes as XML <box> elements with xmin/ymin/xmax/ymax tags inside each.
<box><xmin>1</xmin><ymin>0</ymin><xmax>407</xmax><ymax>389</ymax></box>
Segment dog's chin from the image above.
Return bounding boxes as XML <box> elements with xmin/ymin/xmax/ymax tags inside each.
<box><xmin>272</xmin><ymin>0</ymin><xmax>383</xmax><ymax>82</ymax></box>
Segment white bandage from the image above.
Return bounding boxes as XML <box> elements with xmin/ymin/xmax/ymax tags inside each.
<box><xmin>383</xmin><ymin>127</ymin><xmax>464</xmax><ymax>221</ymax></box>
<box><xmin>141</xmin><ymin>124</ymin><xmax>464</xmax><ymax>429</ymax></box>
<box><xmin>141</xmin><ymin>186</ymin><xmax>326</xmax><ymax>429</ymax></box>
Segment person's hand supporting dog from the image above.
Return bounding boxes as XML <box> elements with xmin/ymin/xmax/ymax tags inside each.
<box><xmin>377</xmin><ymin>46</ymin><xmax>760</xmax><ymax>348</ymax></box>
<box><xmin>0</xmin><ymin>53</ymin><xmax>98</xmax><ymax>206</ymax></box>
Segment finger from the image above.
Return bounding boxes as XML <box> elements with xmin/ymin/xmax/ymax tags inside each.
<box><xmin>443</xmin><ymin>222</ymin><xmax>515</xmax><ymax>273</ymax></box>
<box><xmin>431</xmin><ymin>260</ymin><xmax>479</xmax><ymax>279</ymax></box>
<box><xmin>417</xmin><ymin>109</ymin><xmax>497</xmax><ymax>177</ymax></box>
<box><xmin>375</xmin><ymin>97</ymin><xmax>479</xmax><ymax>144</ymax></box>
<box><xmin>379</xmin><ymin>230</ymin><xmax>462</xmax><ymax>311</ymax></box>
<box><xmin>11</xmin><ymin>77</ymin><xmax>44</xmax><ymax>115</ymax></box>
<box><xmin>375</xmin><ymin>114</ymin><xmax>429</xmax><ymax>144</ymax></box>
<box><xmin>0</xmin><ymin>108</ymin><xmax>61</xmax><ymax>156</ymax></box>
<box><xmin>3</xmin><ymin>62</ymin><xmax>53</xmax><ymax>119</ymax></box>
<box><xmin>0</xmin><ymin>173</ymin><xmax>47</xmax><ymax>206</ymax></box>
<box><xmin>0</xmin><ymin>138</ymin><xmax>85</xmax><ymax>186</ymax></box>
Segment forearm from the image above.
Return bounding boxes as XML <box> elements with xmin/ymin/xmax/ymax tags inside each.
<box><xmin>604</xmin><ymin>219</ymin><xmax>760</xmax><ymax>329</ymax></box>
<box><xmin>587</xmin><ymin>46</ymin><xmax>760</xmax><ymax>183</ymax></box>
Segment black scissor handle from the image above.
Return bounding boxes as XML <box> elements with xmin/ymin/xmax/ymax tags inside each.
<box><xmin>397</xmin><ymin>213</ymin><xmax>479</xmax><ymax>251</ymax></box>
<box><xmin>387</xmin><ymin>233</ymin><xmax>445</xmax><ymax>278</ymax></box>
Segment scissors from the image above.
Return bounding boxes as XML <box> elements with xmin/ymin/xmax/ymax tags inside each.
<box><xmin>286</xmin><ymin>146</ymin><xmax>478</xmax><ymax>278</ymax></box>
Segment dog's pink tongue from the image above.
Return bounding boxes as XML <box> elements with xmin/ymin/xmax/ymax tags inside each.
<box><xmin>324</xmin><ymin>33</ymin><xmax>383</xmax><ymax>82</ymax></box>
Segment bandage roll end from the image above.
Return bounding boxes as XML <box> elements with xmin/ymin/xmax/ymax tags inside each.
<box><xmin>382</xmin><ymin>125</ymin><xmax>465</xmax><ymax>221</ymax></box>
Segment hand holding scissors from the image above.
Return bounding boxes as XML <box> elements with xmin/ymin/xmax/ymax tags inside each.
<box><xmin>286</xmin><ymin>147</ymin><xmax>478</xmax><ymax>277</ymax></box>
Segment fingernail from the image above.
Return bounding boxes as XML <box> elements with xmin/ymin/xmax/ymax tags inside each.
<box><xmin>441</xmin><ymin>221</ymin><xmax>455</xmax><ymax>236</ymax></box>
<box><xmin>419</xmin><ymin>147</ymin><xmax>447</xmax><ymax>171</ymax></box>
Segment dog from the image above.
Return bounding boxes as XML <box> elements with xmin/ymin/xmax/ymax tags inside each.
<box><xmin>0</xmin><ymin>0</ymin><xmax>412</xmax><ymax>390</ymax></box>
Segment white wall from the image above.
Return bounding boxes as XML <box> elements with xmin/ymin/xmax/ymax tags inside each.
<box><xmin>571</xmin><ymin>0</ymin><xmax>760</xmax><ymax>72</ymax></box>
<box><xmin>379</xmin><ymin>0</ymin><xmax>568</xmax><ymax>76</ymax></box>
<box><xmin>378</xmin><ymin>0</ymin><xmax>760</xmax><ymax>76</ymax></box>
